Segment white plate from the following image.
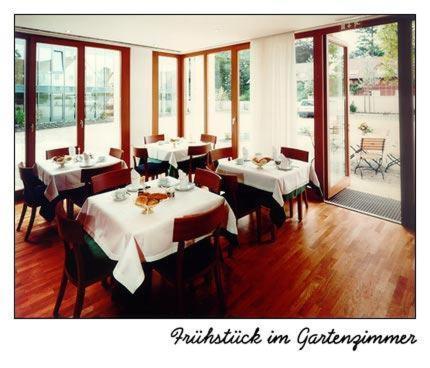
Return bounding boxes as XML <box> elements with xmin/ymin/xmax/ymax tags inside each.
<box><xmin>113</xmin><ymin>196</ymin><xmax>128</xmax><ymax>202</ymax></box>
<box><xmin>126</xmin><ymin>184</ymin><xmax>143</xmax><ymax>192</ymax></box>
<box><xmin>175</xmin><ymin>182</ymin><xmax>195</xmax><ymax>191</ymax></box>
<box><xmin>80</xmin><ymin>161</ymin><xmax>95</xmax><ymax>168</ymax></box>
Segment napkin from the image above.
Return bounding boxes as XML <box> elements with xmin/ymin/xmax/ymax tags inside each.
<box><xmin>278</xmin><ymin>153</ymin><xmax>291</xmax><ymax>170</ymax></box>
<box><xmin>272</xmin><ymin>146</ymin><xmax>279</xmax><ymax>161</ymax></box>
<box><xmin>242</xmin><ymin>147</ymin><xmax>249</xmax><ymax>161</ymax></box>
<box><xmin>130</xmin><ymin>169</ymin><xmax>141</xmax><ymax>186</ymax></box>
<box><xmin>83</xmin><ymin>152</ymin><xmax>90</xmax><ymax>163</ymax></box>
<box><xmin>68</xmin><ymin>146</ymin><xmax>75</xmax><ymax>156</ymax></box>
<box><xmin>178</xmin><ymin>170</ymin><xmax>189</xmax><ymax>188</ymax></box>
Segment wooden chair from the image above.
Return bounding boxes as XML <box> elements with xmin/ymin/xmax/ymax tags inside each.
<box><xmin>17</xmin><ymin>163</ymin><xmax>50</xmax><ymax>241</ymax></box>
<box><xmin>184</xmin><ymin>143</ymin><xmax>212</xmax><ymax>181</ymax></box>
<box><xmin>109</xmin><ymin>147</ymin><xmax>124</xmax><ymax>160</ymax></box>
<box><xmin>66</xmin><ymin>161</ymin><xmax>123</xmax><ymax>216</ymax></box>
<box><xmin>219</xmin><ymin>173</ymin><xmax>263</xmax><ymax>243</ymax></box>
<box><xmin>53</xmin><ymin>201</ymin><xmax>116</xmax><ymax>318</ymax></box>
<box><xmin>91</xmin><ymin>168</ymin><xmax>131</xmax><ymax>195</ymax></box>
<box><xmin>208</xmin><ymin>147</ymin><xmax>233</xmax><ymax>171</ymax></box>
<box><xmin>132</xmin><ymin>147</ymin><xmax>166</xmax><ymax>181</ymax></box>
<box><xmin>149</xmin><ymin>202</ymin><xmax>228</xmax><ymax>314</ymax></box>
<box><xmin>354</xmin><ymin>138</ymin><xmax>386</xmax><ymax>179</ymax></box>
<box><xmin>46</xmin><ymin>146</ymin><xmax>79</xmax><ymax>160</ymax></box>
<box><xmin>194</xmin><ymin>168</ymin><xmax>222</xmax><ymax>194</ymax></box>
<box><xmin>144</xmin><ymin>134</ymin><xmax>165</xmax><ymax>144</ymax></box>
<box><xmin>280</xmin><ymin>146</ymin><xmax>310</xmax><ymax>221</ymax></box>
<box><xmin>201</xmin><ymin>134</ymin><xmax>217</xmax><ymax>148</ymax></box>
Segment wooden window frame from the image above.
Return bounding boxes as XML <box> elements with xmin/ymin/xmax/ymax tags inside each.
<box><xmin>14</xmin><ymin>32</ymin><xmax>131</xmax><ymax>169</ymax></box>
<box><xmin>295</xmin><ymin>14</ymin><xmax>415</xmax><ymax>229</ymax></box>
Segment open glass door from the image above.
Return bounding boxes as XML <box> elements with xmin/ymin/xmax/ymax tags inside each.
<box><xmin>325</xmin><ymin>36</ymin><xmax>350</xmax><ymax>198</ymax></box>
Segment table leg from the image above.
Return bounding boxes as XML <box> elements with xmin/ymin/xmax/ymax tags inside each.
<box><xmin>297</xmin><ymin>194</ymin><xmax>303</xmax><ymax>222</ymax></box>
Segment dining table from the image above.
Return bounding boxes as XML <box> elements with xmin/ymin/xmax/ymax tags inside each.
<box><xmin>145</xmin><ymin>139</ymin><xmax>211</xmax><ymax>173</ymax></box>
<box><xmin>36</xmin><ymin>154</ymin><xmax>126</xmax><ymax>201</ymax></box>
<box><xmin>76</xmin><ymin>177</ymin><xmax>237</xmax><ymax>294</ymax></box>
<box><xmin>216</xmin><ymin>158</ymin><xmax>320</xmax><ymax>207</ymax></box>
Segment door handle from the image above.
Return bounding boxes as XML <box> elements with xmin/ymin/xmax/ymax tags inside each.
<box><xmin>80</xmin><ymin>120</ymin><xmax>84</xmax><ymax>128</ymax></box>
<box><xmin>232</xmin><ymin>117</ymin><xmax>236</xmax><ymax>126</ymax></box>
<box><xmin>30</xmin><ymin>123</ymin><xmax>35</xmax><ymax>133</ymax></box>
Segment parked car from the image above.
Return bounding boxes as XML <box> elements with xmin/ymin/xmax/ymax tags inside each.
<box><xmin>298</xmin><ymin>99</ymin><xmax>314</xmax><ymax>118</ymax></box>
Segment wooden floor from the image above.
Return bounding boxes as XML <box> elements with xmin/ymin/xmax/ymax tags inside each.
<box><xmin>14</xmin><ymin>198</ymin><xmax>415</xmax><ymax>318</ymax></box>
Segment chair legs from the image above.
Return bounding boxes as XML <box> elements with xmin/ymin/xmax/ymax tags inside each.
<box><xmin>303</xmin><ymin>189</ymin><xmax>309</xmax><ymax>209</ymax></box>
<box><xmin>24</xmin><ymin>206</ymin><xmax>37</xmax><ymax>242</ymax></box>
<box><xmin>53</xmin><ymin>271</ymin><xmax>68</xmax><ymax>318</ymax></box>
<box><xmin>73</xmin><ymin>286</ymin><xmax>86</xmax><ymax>318</ymax></box>
<box><xmin>66</xmin><ymin>199</ymin><xmax>74</xmax><ymax>219</ymax></box>
<box><xmin>16</xmin><ymin>203</ymin><xmax>27</xmax><ymax>231</ymax></box>
<box><xmin>288</xmin><ymin>198</ymin><xmax>294</xmax><ymax>218</ymax></box>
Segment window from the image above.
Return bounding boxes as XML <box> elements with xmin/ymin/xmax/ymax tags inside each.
<box><xmin>184</xmin><ymin>56</ymin><xmax>204</xmax><ymax>141</ymax></box>
<box><xmin>295</xmin><ymin>38</ymin><xmax>315</xmax><ymax>159</ymax></box>
<box><xmin>158</xmin><ymin>56</ymin><xmax>178</xmax><ymax>138</ymax></box>
<box><xmin>238</xmin><ymin>49</ymin><xmax>250</xmax><ymax>151</ymax></box>
<box><xmin>207</xmin><ymin>51</ymin><xmax>231</xmax><ymax>148</ymax></box>
<box><xmin>85</xmin><ymin>47</ymin><xmax>121</xmax><ymax>153</ymax></box>
<box><xmin>35</xmin><ymin>43</ymin><xmax>77</xmax><ymax>163</ymax></box>
<box><xmin>15</xmin><ymin>38</ymin><xmax>26</xmax><ymax>190</ymax></box>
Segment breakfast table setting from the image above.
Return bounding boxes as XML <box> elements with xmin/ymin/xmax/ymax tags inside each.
<box><xmin>216</xmin><ymin>147</ymin><xmax>321</xmax><ymax>225</ymax></box>
<box><xmin>144</xmin><ymin>137</ymin><xmax>212</xmax><ymax>176</ymax></box>
<box><xmin>77</xmin><ymin>174</ymin><xmax>237</xmax><ymax>294</ymax></box>
<box><xmin>36</xmin><ymin>148</ymin><xmax>127</xmax><ymax>201</ymax></box>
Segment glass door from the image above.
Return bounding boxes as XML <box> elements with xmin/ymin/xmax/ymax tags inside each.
<box><xmin>207</xmin><ymin>51</ymin><xmax>232</xmax><ymax>148</ymax></box>
<box><xmin>325</xmin><ymin>36</ymin><xmax>350</xmax><ymax>198</ymax></box>
<box><xmin>15</xmin><ymin>38</ymin><xmax>26</xmax><ymax>189</ymax></box>
<box><xmin>35</xmin><ymin>42</ymin><xmax>78</xmax><ymax>162</ymax></box>
<box><xmin>85</xmin><ymin>47</ymin><xmax>121</xmax><ymax>153</ymax></box>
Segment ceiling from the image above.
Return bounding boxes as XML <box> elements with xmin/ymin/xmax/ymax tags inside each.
<box><xmin>15</xmin><ymin>14</ymin><xmax>371</xmax><ymax>53</ymax></box>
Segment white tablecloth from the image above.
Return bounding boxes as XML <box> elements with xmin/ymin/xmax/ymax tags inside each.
<box><xmin>37</xmin><ymin>155</ymin><xmax>125</xmax><ymax>201</ymax></box>
<box><xmin>146</xmin><ymin>140</ymin><xmax>208</xmax><ymax>168</ymax></box>
<box><xmin>77</xmin><ymin>178</ymin><xmax>237</xmax><ymax>294</ymax></box>
<box><xmin>216</xmin><ymin>159</ymin><xmax>320</xmax><ymax>207</ymax></box>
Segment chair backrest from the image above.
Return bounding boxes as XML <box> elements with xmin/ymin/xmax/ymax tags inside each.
<box><xmin>280</xmin><ymin>147</ymin><xmax>309</xmax><ymax>162</ymax></box>
<box><xmin>109</xmin><ymin>147</ymin><xmax>124</xmax><ymax>160</ymax></box>
<box><xmin>132</xmin><ymin>147</ymin><xmax>149</xmax><ymax>168</ymax></box>
<box><xmin>55</xmin><ymin>201</ymin><xmax>87</xmax><ymax>281</ymax></box>
<box><xmin>173</xmin><ymin>201</ymin><xmax>228</xmax><ymax>243</ymax></box>
<box><xmin>188</xmin><ymin>143</ymin><xmax>211</xmax><ymax>157</ymax></box>
<box><xmin>91</xmin><ymin>168</ymin><xmax>131</xmax><ymax>195</ymax></box>
<box><xmin>144</xmin><ymin>134</ymin><xmax>165</xmax><ymax>144</ymax></box>
<box><xmin>80</xmin><ymin>161</ymin><xmax>123</xmax><ymax>185</ymax></box>
<box><xmin>194</xmin><ymin>168</ymin><xmax>222</xmax><ymax>194</ymax></box>
<box><xmin>218</xmin><ymin>173</ymin><xmax>239</xmax><ymax>215</ymax></box>
<box><xmin>18</xmin><ymin>162</ymin><xmax>42</xmax><ymax>205</ymax></box>
<box><xmin>46</xmin><ymin>146</ymin><xmax>78</xmax><ymax>160</ymax></box>
<box><xmin>200</xmin><ymin>134</ymin><xmax>217</xmax><ymax>148</ymax></box>
<box><xmin>361</xmin><ymin>138</ymin><xmax>385</xmax><ymax>153</ymax></box>
<box><xmin>208</xmin><ymin>147</ymin><xmax>233</xmax><ymax>170</ymax></box>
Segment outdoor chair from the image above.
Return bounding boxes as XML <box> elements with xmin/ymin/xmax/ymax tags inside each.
<box><xmin>354</xmin><ymin>138</ymin><xmax>386</xmax><ymax>179</ymax></box>
<box><xmin>385</xmin><ymin>153</ymin><xmax>400</xmax><ymax>172</ymax></box>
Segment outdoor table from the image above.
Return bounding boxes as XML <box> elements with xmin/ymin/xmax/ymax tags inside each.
<box><xmin>77</xmin><ymin>178</ymin><xmax>237</xmax><ymax>294</ymax></box>
<box><xmin>36</xmin><ymin>154</ymin><xmax>126</xmax><ymax>201</ymax></box>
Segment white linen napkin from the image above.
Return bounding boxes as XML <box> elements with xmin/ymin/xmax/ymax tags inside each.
<box><xmin>242</xmin><ymin>147</ymin><xmax>249</xmax><ymax>161</ymax></box>
<box><xmin>178</xmin><ymin>170</ymin><xmax>189</xmax><ymax>188</ymax></box>
<box><xmin>130</xmin><ymin>169</ymin><xmax>141</xmax><ymax>186</ymax></box>
<box><xmin>272</xmin><ymin>146</ymin><xmax>279</xmax><ymax>161</ymax></box>
<box><xmin>68</xmin><ymin>146</ymin><xmax>75</xmax><ymax>156</ymax></box>
<box><xmin>278</xmin><ymin>153</ymin><xmax>291</xmax><ymax>170</ymax></box>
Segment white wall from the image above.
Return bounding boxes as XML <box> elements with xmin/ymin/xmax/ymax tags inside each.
<box><xmin>130</xmin><ymin>46</ymin><xmax>153</xmax><ymax>160</ymax></box>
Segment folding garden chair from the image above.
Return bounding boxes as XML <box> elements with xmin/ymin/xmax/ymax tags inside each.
<box><xmin>354</xmin><ymin>138</ymin><xmax>386</xmax><ymax>179</ymax></box>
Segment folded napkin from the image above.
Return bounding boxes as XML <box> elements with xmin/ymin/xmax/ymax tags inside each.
<box><xmin>130</xmin><ymin>169</ymin><xmax>141</xmax><ymax>186</ymax></box>
<box><xmin>242</xmin><ymin>147</ymin><xmax>249</xmax><ymax>161</ymax></box>
<box><xmin>68</xmin><ymin>146</ymin><xmax>75</xmax><ymax>156</ymax></box>
<box><xmin>178</xmin><ymin>169</ymin><xmax>189</xmax><ymax>187</ymax></box>
<box><xmin>278</xmin><ymin>153</ymin><xmax>292</xmax><ymax>170</ymax></box>
<box><xmin>272</xmin><ymin>146</ymin><xmax>279</xmax><ymax>161</ymax></box>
